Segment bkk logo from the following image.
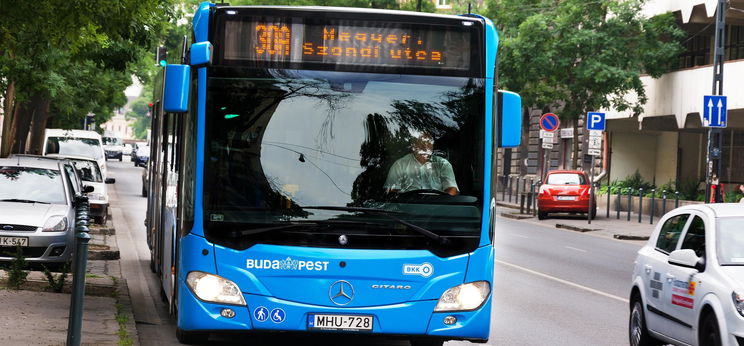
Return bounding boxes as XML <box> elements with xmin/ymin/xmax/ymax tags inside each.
<box><xmin>402</xmin><ymin>263</ymin><xmax>433</xmax><ymax>277</ymax></box>
<box><xmin>246</xmin><ymin>257</ymin><xmax>330</xmax><ymax>271</ymax></box>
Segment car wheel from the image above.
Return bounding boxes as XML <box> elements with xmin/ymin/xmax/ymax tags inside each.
<box><xmin>142</xmin><ymin>184</ymin><xmax>147</xmax><ymax>197</ymax></box>
<box><xmin>590</xmin><ymin>208</ymin><xmax>597</xmax><ymax>220</ymax></box>
<box><xmin>699</xmin><ymin>312</ymin><xmax>722</xmax><ymax>346</ymax></box>
<box><xmin>537</xmin><ymin>210</ymin><xmax>548</xmax><ymax>220</ymax></box>
<box><xmin>118</xmin><ymin>156</ymin><xmax>122</xmax><ymax>162</ymax></box>
<box><xmin>629</xmin><ymin>295</ymin><xmax>661</xmax><ymax>346</ymax></box>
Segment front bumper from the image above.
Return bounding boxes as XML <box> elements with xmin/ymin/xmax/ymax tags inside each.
<box><xmin>105</xmin><ymin>151</ymin><xmax>122</xmax><ymax>159</ymax></box>
<box><xmin>537</xmin><ymin>197</ymin><xmax>594</xmax><ymax>213</ymax></box>
<box><xmin>0</xmin><ymin>230</ymin><xmax>73</xmax><ymax>263</ymax></box>
<box><xmin>178</xmin><ymin>281</ymin><xmax>492</xmax><ymax>342</ymax></box>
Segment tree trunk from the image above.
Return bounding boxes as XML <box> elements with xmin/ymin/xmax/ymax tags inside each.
<box><xmin>1</xmin><ymin>81</ymin><xmax>17</xmax><ymax>158</ymax></box>
<box><xmin>28</xmin><ymin>97</ymin><xmax>51</xmax><ymax>155</ymax></box>
<box><xmin>10</xmin><ymin>92</ymin><xmax>46</xmax><ymax>155</ymax></box>
<box><xmin>571</xmin><ymin>118</ymin><xmax>579</xmax><ymax>169</ymax></box>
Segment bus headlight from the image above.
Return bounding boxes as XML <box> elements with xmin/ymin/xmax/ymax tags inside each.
<box><xmin>732</xmin><ymin>291</ymin><xmax>744</xmax><ymax>317</ymax></box>
<box><xmin>434</xmin><ymin>281</ymin><xmax>490</xmax><ymax>312</ymax></box>
<box><xmin>186</xmin><ymin>271</ymin><xmax>246</xmax><ymax>306</ymax></box>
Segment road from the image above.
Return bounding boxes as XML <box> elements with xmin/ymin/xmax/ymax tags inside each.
<box><xmin>105</xmin><ymin>160</ymin><xmax>643</xmax><ymax>345</ymax></box>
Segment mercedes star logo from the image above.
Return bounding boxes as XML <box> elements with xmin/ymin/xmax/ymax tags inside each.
<box><xmin>329</xmin><ymin>280</ymin><xmax>354</xmax><ymax>306</ymax></box>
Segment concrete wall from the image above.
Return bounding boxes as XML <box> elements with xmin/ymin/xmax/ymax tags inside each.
<box><xmin>654</xmin><ymin>132</ymin><xmax>679</xmax><ymax>185</ymax></box>
<box><xmin>678</xmin><ymin>132</ymin><xmax>704</xmax><ymax>183</ymax></box>
<box><xmin>611</xmin><ymin>132</ymin><xmax>658</xmax><ymax>183</ymax></box>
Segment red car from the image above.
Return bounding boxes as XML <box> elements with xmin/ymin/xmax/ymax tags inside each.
<box><xmin>537</xmin><ymin>170</ymin><xmax>596</xmax><ymax>220</ymax></box>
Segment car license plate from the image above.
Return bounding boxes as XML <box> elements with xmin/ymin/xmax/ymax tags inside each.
<box><xmin>308</xmin><ymin>314</ymin><xmax>373</xmax><ymax>331</ymax></box>
<box><xmin>0</xmin><ymin>236</ymin><xmax>28</xmax><ymax>247</ymax></box>
<box><xmin>556</xmin><ymin>196</ymin><xmax>576</xmax><ymax>200</ymax></box>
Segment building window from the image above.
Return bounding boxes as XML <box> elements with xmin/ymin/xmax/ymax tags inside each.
<box><xmin>727</xmin><ymin>25</ymin><xmax>744</xmax><ymax>60</ymax></box>
<box><xmin>677</xmin><ymin>34</ymin><xmax>710</xmax><ymax>69</ymax></box>
<box><xmin>436</xmin><ymin>0</ymin><xmax>451</xmax><ymax>9</ymax></box>
<box><xmin>722</xmin><ymin>130</ymin><xmax>744</xmax><ymax>183</ymax></box>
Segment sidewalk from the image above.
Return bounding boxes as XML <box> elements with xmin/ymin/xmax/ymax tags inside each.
<box><xmin>497</xmin><ymin>200</ymin><xmax>656</xmax><ymax>241</ymax></box>
<box><xmin>0</xmin><ymin>218</ymin><xmax>137</xmax><ymax>346</ymax></box>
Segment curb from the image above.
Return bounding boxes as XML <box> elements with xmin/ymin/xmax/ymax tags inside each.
<box><xmin>500</xmin><ymin>212</ymin><xmax>534</xmax><ymax>220</ymax></box>
<box><xmin>613</xmin><ymin>234</ymin><xmax>649</xmax><ymax>241</ymax></box>
<box><xmin>555</xmin><ymin>223</ymin><xmax>599</xmax><ymax>233</ymax></box>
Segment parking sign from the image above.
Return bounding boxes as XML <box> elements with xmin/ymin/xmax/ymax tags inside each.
<box><xmin>587</xmin><ymin>112</ymin><xmax>606</xmax><ymax>131</ymax></box>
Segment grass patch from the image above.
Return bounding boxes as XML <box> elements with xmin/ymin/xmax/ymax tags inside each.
<box><xmin>85</xmin><ymin>273</ymin><xmax>104</xmax><ymax>279</ymax></box>
<box><xmin>115</xmin><ymin>302</ymin><xmax>134</xmax><ymax>346</ymax></box>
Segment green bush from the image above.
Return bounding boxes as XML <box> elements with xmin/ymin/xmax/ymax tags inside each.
<box><xmin>7</xmin><ymin>245</ymin><xmax>28</xmax><ymax>289</ymax></box>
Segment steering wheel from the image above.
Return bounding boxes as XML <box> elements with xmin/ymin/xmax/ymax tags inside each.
<box><xmin>391</xmin><ymin>189</ymin><xmax>449</xmax><ymax>201</ymax></box>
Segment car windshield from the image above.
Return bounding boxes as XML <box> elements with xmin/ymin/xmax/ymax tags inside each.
<box><xmin>547</xmin><ymin>173</ymin><xmax>586</xmax><ymax>185</ymax></box>
<box><xmin>717</xmin><ymin>217</ymin><xmax>744</xmax><ymax>265</ymax></box>
<box><xmin>46</xmin><ymin>137</ymin><xmax>102</xmax><ymax>159</ymax></box>
<box><xmin>71</xmin><ymin>160</ymin><xmax>103</xmax><ymax>183</ymax></box>
<box><xmin>0</xmin><ymin>167</ymin><xmax>67</xmax><ymax>204</ymax></box>
<box><xmin>203</xmin><ymin>68</ymin><xmax>485</xmax><ymax>255</ymax></box>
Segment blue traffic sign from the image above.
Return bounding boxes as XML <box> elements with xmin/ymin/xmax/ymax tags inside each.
<box><xmin>586</xmin><ymin>112</ymin><xmax>606</xmax><ymax>131</ymax></box>
<box><xmin>703</xmin><ymin>95</ymin><xmax>727</xmax><ymax>128</ymax></box>
<box><xmin>540</xmin><ymin>113</ymin><xmax>560</xmax><ymax>132</ymax></box>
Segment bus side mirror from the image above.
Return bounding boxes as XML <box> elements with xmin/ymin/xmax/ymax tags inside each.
<box><xmin>163</xmin><ymin>64</ymin><xmax>191</xmax><ymax>113</ymax></box>
<box><xmin>190</xmin><ymin>41</ymin><xmax>213</xmax><ymax>67</ymax></box>
<box><xmin>497</xmin><ymin>90</ymin><xmax>522</xmax><ymax>148</ymax></box>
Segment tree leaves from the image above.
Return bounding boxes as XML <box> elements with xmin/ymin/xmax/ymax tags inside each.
<box><xmin>486</xmin><ymin>0</ymin><xmax>684</xmax><ymax>121</ymax></box>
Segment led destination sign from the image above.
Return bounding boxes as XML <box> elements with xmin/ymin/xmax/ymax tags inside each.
<box><xmin>222</xmin><ymin>17</ymin><xmax>476</xmax><ymax>72</ymax></box>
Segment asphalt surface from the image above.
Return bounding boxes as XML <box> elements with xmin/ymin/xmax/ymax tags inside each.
<box><xmin>106</xmin><ymin>160</ymin><xmax>645</xmax><ymax>345</ymax></box>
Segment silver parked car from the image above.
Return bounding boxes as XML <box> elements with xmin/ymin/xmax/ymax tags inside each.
<box><xmin>0</xmin><ymin>156</ymin><xmax>86</xmax><ymax>267</ymax></box>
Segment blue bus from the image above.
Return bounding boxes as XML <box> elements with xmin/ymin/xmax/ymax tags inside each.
<box><xmin>146</xmin><ymin>2</ymin><xmax>522</xmax><ymax>344</ymax></box>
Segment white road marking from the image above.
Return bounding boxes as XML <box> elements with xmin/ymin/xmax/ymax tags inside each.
<box><xmin>511</xmin><ymin>234</ymin><xmax>530</xmax><ymax>239</ymax></box>
<box><xmin>565</xmin><ymin>246</ymin><xmax>587</xmax><ymax>253</ymax></box>
<box><xmin>496</xmin><ymin>259</ymin><xmax>629</xmax><ymax>303</ymax></box>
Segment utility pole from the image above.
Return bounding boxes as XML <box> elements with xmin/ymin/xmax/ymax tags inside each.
<box><xmin>705</xmin><ymin>0</ymin><xmax>726</xmax><ymax>203</ymax></box>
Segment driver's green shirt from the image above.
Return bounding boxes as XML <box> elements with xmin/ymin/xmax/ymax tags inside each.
<box><xmin>384</xmin><ymin>153</ymin><xmax>458</xmax><ymax>193</ymax></box>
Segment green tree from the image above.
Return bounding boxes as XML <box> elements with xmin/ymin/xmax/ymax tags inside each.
<box><xmin>0</xmin><ymin>0</ymin><xmax>177</xmax><ymax>157</ymax></box>
<box><xmin>486</xmin><ymin>0</ymin><xmax>684</xmax><ymax>167</ymax></box>
<box><xmin>126</xmin><ymin>97</ymin><xmax>153</xmax><ymax>140</ymax></box>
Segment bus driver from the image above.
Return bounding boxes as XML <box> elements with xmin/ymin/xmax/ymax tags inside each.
<box><xmin>384</xmin><ymin>131</ymin><xmax>458</xmax><ymax>196</ymax></box>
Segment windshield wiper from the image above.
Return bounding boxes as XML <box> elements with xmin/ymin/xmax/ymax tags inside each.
<box><xmin>0</xmin><ymin>198</ymin><xmax>50</xmax><ymax>204</ymax></box>
<box><xmin>227</xmin><ymin>219</ymin><xmax>384</xmax><ymax>237</ymax></box>
<box><xmin>301</xmin><ymin>206</ymin><xmax>447</xmax><ymax>245</ymax></box>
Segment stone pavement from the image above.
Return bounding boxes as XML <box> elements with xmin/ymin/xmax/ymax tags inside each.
<box><xmin>497</xmin><ymin>201</ymin><xmax>657</xmax><ymax>242</ymax></box>
<box><xmin>0</xmin><ymin>218</ymin><xmax>137</xmax><ymax>346</ymax></box>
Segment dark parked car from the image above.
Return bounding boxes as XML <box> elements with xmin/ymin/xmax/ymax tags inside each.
<box><xmin>133</xmin><ymin>145</ymin><xmax>150</xmax><ymax>167</ymax></box>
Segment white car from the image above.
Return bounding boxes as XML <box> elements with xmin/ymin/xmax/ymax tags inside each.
<box><xmin>43</xmin><ymin>129</ymin><xmax>107</xmax><ymax>179</ymax></box>
<box><xmin>629</xmin><ymin>203</ymin><xmax>744</xmax><ymax>346</ymax></box>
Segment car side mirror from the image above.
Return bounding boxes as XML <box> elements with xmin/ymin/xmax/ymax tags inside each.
<box><xmin>105</xmin><ymin>178</ymin><xmax>116</xmax><ymax>184</ymax></box>
<box><xmin>668</xmin><ymin>249</ymin><xmax>701</xmax><ymax>270</ymax></box>
<box><xmin>83</xmin><ymin>185</ymin><xmax>95</xmax><ymax>193</ymax></box>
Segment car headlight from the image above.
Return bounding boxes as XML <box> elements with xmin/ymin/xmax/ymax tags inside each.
<box><xmin>42</xmin><ymin>216</ymin><xmax>68</xmax><ymax>232</ymax></box>
<box><xmin>732</xmin><ymin>291</ymin><xmax>744</xmax><ymax>317</ymax></box>
<box><xmin>434</xmin><ymin>281</ymin><xmax>490</xmax><ymax>312</ymax></box>
<box><xmin>186</xmin><ymin>271</ymin><xmax>246</xmax><ymax>306</ymax></box>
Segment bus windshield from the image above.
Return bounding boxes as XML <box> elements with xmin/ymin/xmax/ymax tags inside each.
<box><xmin>203</xmin><ymin>68</ymin><xmax>485</xmax><ymax>255</ymax></box>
